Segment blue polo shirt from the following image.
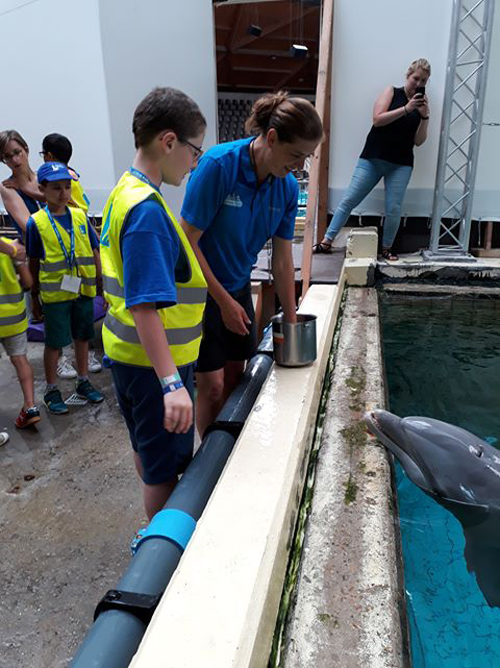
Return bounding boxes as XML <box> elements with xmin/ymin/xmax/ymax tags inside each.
<box><xmin>181</xmin><ymin>137</ymin><xmax>298</xmax><ymax>292</ymax></box>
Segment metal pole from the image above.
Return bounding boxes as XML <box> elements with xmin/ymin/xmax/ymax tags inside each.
<box><xmin>459</xmin><ymin>0</ymin><xmax>495</xmax><ymax>247</ymax></box>
<box><xmin>429</xmin><ymin>0</ymin><xmax>461</xmax><ymax>253</ymax></box>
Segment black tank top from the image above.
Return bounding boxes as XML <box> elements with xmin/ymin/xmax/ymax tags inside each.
<box><xmin>360</xmin><ymin>87</ymin><xmax>421</xmax><ymax>167</ymax></box>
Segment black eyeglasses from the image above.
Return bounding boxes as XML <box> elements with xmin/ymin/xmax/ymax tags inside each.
<box><xmin>182</xmin><ymin>139</ymin><xmax>204</xmax><ymax>160</ymax></box>
<box><xmin>38</xmin><ymin>151</ymin><xmax>48</xmax><ymax>158</ymax></box>
<box><xmin>3</xmin><ymin>148</ymin><xmax>24</xmax><ymax>161</ymax></box>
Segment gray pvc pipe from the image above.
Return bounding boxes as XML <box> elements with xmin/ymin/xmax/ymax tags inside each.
<box><xmin>70</xmin><ymin>332</ymin><xmax>274</xmax><ymax>668</ymax></box>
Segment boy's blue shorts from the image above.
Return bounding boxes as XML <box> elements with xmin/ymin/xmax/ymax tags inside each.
<box><xmin>110</xmin><ymin>362</ymin><xmax>195</xmax><ymax>485</ymax></box>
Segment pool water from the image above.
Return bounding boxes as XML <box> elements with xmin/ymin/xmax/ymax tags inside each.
<box><xmin>380</xmin><ymin>293</ymin><xmax>500</xmax><ymax>668</ymax></box>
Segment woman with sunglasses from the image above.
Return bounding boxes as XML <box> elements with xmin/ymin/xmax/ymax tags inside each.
<box><xmin>181</xmin><ymin>90</ymin><xmax>323</xmax><ymax>437</ymax></box>
<box><xmin>0</xmin><ymin>130</ymin><xmax>44</xmax><ymax>240</ymax></box>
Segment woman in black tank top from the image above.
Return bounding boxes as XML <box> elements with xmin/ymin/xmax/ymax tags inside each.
<box><xmin>0</xmin><ymin>130</ymin><xmax>44</xmax><ymax>240</ymax></box>
<box><xmin>315</xmin><ymin>59</ymin><xmax>431</xmax><ymax>260</ymax></box>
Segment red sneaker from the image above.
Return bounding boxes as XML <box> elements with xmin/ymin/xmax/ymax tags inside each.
<box><xmin>15</xmin><ymin>406</ymin><xmax>42</xmax><ymax>429</ymax></box>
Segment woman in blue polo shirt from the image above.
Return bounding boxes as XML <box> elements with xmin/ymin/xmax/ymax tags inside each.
<box><xmin>181</xmin><ymin>90</ymin><xmax>323</xmax><ymax>436</ymax></box>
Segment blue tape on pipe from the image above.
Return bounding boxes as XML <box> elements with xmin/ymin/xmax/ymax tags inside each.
<box><xmin>135</xmin><ymin>509</ymin><xmax>197</xmax><ymax>552</ymax></box>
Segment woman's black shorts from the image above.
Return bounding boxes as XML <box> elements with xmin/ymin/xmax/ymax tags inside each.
<box><xmin>196</xmin><ymin>284</ymin><xmax>257</xmax><ymax>373</ymax></box>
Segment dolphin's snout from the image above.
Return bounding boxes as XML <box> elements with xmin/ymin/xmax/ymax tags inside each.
<box><xmin>366</xmin><ymin>411</ymin><xmax>381</xmax><ymax>433</ymax></box>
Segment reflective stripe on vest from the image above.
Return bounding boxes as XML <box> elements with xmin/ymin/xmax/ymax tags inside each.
<box><xmin>0</xmin><ymin>236</ymin><xmax>28</xmax><ymax>337</ymax></box>
<box><xmin>102</xmin><ymin>274</ymin><xmax>206</xmax><ymax>305</ymax></box>
<box><xmin>0</xmin><ymin>292</ymin><xmax>24</xmax><ymax>304</ymax></box>
<box><xmin>40</xmin><ymin>256</ymin><xmax>95</xmax><ymax>272</ymax></box>
<box><xmin>104</xmin><ymin>312</ymin><xmax>202</xmax><ymax>346</ymax></box>
<box><xmin>40</xmin><ymin>276</ymin><xmax>96</xmax><ymax>292</ymax></box>
<box><xmin>32</xmin><ymin>207</ymin><xmax>97</xmax><ymax>302</ymax></box>
<box><xmin>0</xmin><ymin>310</ymin><xmax>27</xmax><ymax>326</ymax></box>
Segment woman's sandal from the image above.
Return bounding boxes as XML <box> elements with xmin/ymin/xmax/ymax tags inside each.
<box><xmin>312</xmin><ymin>241</ymin><xmax>333</xmax><ymax>254</ymax></box>
<box><xmin>381</xmin><ymin>249</ymin><xmax>399</xmax><ymax>261</ymax></box>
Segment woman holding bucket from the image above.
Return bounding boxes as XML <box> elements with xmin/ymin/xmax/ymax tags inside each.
<box><xmin>181</xmin><ymin>91</ymin><xmax>323</xmax><ymax>436</ymax></box>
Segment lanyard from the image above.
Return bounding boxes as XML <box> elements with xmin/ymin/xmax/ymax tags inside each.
<box><xmin>129</xmin><ymin>167</ymin><xmax>162</xmax><ymax>194</ymax></box>
<box><xmin>45</xmin><ymin>206</ymin><xmax>75</xmax><ymax>270</ymax></box>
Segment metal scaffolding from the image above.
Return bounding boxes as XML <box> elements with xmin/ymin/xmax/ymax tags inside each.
<box><xmin>426</xmin><ymin>0</ymin><xmax>495</xmax><ymax>259</ymax></box>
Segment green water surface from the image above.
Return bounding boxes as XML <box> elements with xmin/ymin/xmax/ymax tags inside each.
<box><xmin>380</xmin><ymin>293</ymin><xmax>500</xmax><ymax>668</ymax></box>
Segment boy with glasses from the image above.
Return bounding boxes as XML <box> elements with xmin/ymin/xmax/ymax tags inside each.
<box><xmin>100</xmin><ymin>87</ymin><xmax>207</xmax><ymax>519</ymax></box>
<box><xmin>40</xmin><ymin>133</ymin><xmax>91</xmax><ymax>214</ymax></box>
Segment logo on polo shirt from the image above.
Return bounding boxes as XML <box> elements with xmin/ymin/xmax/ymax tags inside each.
<box><xmin>223</xmin><ymin>193</ymin><xmax>243</xmax><ymax>208</ymax></box>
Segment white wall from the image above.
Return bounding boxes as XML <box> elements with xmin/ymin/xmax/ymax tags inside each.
<box><xmin>474</xmin><ymin>2</ymin><xmax>500</xmax><ymax>218</ymax></box>
<box><xmin>329</xmin><ymin>0</ymin><xmax>456</xmax><ymax>217</ymax></box>
<box><xmin>98</xmin><ymin>0</ymin><xmax>218</xmax><ymax>217</ymax></box>
<box><xmin>0</xmin><ymin>0</ymin><xmax>218</xmax><ymax>217</ymax></box>
<box><xmin>0</xmin><ymin>0</ymin><xmax>116</xmax><ymax>213</ymax></box>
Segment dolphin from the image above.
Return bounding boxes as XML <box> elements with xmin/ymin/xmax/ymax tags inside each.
<box><xmin>365</xmin><ymin>409</ymin><xmax>500</xmax><ymax>608</ymax></box>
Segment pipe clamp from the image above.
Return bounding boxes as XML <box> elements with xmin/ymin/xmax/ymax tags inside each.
<box><xmin>94</xmin><ymin>589</ymin><xmax>161</xmax><ymax>625</ymax></box>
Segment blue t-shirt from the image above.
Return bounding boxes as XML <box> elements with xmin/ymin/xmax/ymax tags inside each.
<box><xmin>26</xmin><ymin>211</ymin><xmax>100</xmax><ymax>259</ymax></box>
<box><xmin>180</xmin><ymin>137</ymin><xmax>298</xmax><ymax>292</ymax></box>
<box><xmin>120</xmin><ymin>198</ymin><xmax>179</xmax><ymax>310</ymax></box>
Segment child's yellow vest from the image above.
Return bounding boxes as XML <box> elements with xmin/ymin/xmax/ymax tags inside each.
<box><xmin>32</xmin><ymin>207</ymin><xmax>96</xmax><ymax>303</ymax></box>
<box><xmin>71</xmin><ymin>179</ymin><xmax>90</xmax><ymax>214</ymax></box>
<box><xmin>100</xmin><ymin>171</ymin><xmax>207</xmax><ymax>368</ymax></box>
<box><xmin>0</xmin><ymin>237</ymin><xmax>28</xmax><ymax>337</ymax></box>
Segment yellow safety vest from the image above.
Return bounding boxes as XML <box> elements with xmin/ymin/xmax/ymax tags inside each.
<box><xmin>100</xmin><ymin>171</ymin><xmax>207</xmax><ymax>368</ymax></box>
<box><xmin>0</xmin><ymin>236</ymin><xmax>28</xmax><ymax>337</ymax></box>
<box><xmin>32</xmin><ymin>207</ymin><xmax>97</xmax><ymax>303</ymax></box>
<box><xmin>71</xmin><ymin>179</ymin><xmax>90</xmax><ymax>214</ymax></box>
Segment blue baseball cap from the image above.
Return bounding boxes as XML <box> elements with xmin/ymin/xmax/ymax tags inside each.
<box><xmin>37</xmin><ymin>161</ymin><xmax>75</xmax><ymax>183</ymax></box>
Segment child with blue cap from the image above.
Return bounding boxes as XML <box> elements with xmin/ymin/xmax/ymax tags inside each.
<box><xmin>25</xmin><ymin>162</ymin><xmax>104</xmax><ymax>414</ymax></box>
<box><xmin>40</xmin><ymin>133</ymin><xmax>102</xmax><ymax>378</ymax></box>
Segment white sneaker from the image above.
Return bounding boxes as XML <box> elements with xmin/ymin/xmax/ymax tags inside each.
<box><xmin>0</xmin><ymin>432</ymin><xmax>9</xmax><ymax>447</ymax></box>
<box><xmin>57</xmin><ymin>355</ymin><xmax>77</xmax><ymax>379</ymax></box>
<box><xmin>88</xmin><ymin>350</ymin><xmax>102</xmax><ymax>373</ymax></box>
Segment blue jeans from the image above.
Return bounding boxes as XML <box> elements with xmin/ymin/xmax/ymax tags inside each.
<box><xmin>325</xmin><ymin>158</ymin><xmax>413</xmax><ymax>249</ymax></box>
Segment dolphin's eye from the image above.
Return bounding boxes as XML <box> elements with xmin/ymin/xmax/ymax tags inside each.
<box><xmin>469</xmin><ymin>445</ymin><xmax>483</xmax><ymax>457</ymax></box>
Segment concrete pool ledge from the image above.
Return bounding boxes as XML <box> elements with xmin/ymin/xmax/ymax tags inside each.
<box><xmin>376</xmin><ymin>252</ymin><xmax>500</xmax><ymax>283</ymax></box>
<box><xmin>129</xmin><ymin>279</ymin><xmax>346</xmax><ymax>668</ymax></box>
<box><xmin>282</xmin><ymin>288</ymin><xmax>405</xmax><ymax>668</ymax></box>
<box><xmin>344</xmin><ymin>227</ymin><xmax>377</xmax><ymax>286</ymax></box>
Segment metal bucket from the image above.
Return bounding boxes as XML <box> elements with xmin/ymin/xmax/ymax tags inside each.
<box><xmin>271</xmin><ymin>313</ymin><xmax>317</xmax><ymax>367</ymax></box>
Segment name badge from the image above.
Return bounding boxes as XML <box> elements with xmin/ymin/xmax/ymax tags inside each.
<box><xmin>61</xmin><ymin>274</ymin><xmax>82</xmax><ymax>294</ymax></box>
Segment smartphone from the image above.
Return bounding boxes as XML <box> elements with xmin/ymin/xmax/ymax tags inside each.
<box><xmin>415</xmin><ymin>86</ymin><xmax>426</xmax><ymax>98</ymax></box>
